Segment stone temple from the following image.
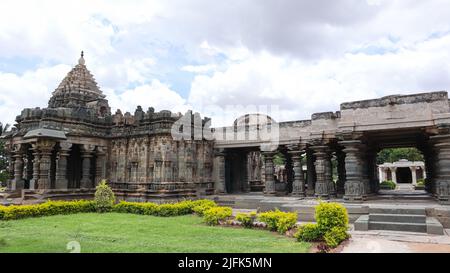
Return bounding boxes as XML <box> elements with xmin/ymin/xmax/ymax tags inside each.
<box><xmin>2</xmin><ymin>53</ymin><xmax>450</xmax><ymax>206</ymax></box>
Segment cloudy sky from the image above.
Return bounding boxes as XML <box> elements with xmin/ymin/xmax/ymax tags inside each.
<box><xmin>1</xmin><ymin>0</ymin><xmax>450</xmax><ymax>126</ymax></box>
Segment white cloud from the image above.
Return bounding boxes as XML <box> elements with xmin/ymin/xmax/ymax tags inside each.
<box><xmin>181</xmin><ymin>64</ymin><xmax>217</xmax><ymax>74</ymax></box>
<box><xmin>105</xmin><ymin>80</ymin><xmax>190</xmax><ymax>115</ymax></box>
<box><xmin>188</xmin><ymin>33</ymin><xmax>450</xmax><ymax>126</ymax></box>
<box><xmin>0</xmin><ymin>64</ymin><xmax>71</xmax><ymax>125</ymax></box>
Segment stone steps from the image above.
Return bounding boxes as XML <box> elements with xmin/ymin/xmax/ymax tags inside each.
<box><xmin>355</xmin><ymin>206</ymin><xmax>444</xmax><ymax>235</ymax></box>
<box><xmin>369</xmin><ymin>207</ymin><xmax>426</xmax><ymax>215</ymax></box>
<box><xmin>369</xmin><ymin>213</ymin><xmax>425</xmax><ymax>223</ymax></box>
<box><xmin>369</xmin><ymin>221</ymin><xmax>427</xmax><ymax>233</ymax></box>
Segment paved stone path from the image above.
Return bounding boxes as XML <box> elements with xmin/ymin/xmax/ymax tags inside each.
<box><xmin>341</xmin><ymin>228</ymin><xmax>450</xmax><ymax>253</ymax></box>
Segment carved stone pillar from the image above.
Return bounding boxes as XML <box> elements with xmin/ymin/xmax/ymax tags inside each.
<box><xmin>12</xmin><ymin>144</ymin><xmax>25</xmax><ymax>190</ymax></box>
<box><xmin>311</xmin><ymin>145</ymin><xmax>330</xmax><ymax>199</ymax></box>
<box><xmin>214</xmin><ymin>149</ymin><xmax>226</xmax><ymax>194</ymax></box>
<box><xmin>55</xmin><ymin>142</ymin><xmax>71</xmax><ymax>189</ymax></box>
<box><xmin>288</xmin><ymin>147</ymin><xmax>306</xmax><ymax>197</ymax></box>
<box><xmin>262</xmin><ymin>151</ymin><xmax>276</xmax><ymax>195</ymax></box>
<box><xmin>95</xmin><ymin>146</ymin><xmax>107</xmax><ymax>186</ymax></box>
<box><xmin>30</xmin><ymin>144</ymin><xmax>40</xmax><ymax>190</ymax></box>
<box><xmin>243</xmin><ymin>152</ymin><xmax>252</xmax><ymax>193</ymax></box>
<box><xmin>430</xmin><ymin>134</ymin><xmax>450</xmax><ymax>204</ymax></box>
<box><xmin>80</xmin><ymin>144</ymin><xmax>95</xmax><ymax>189</ymax></box>
<box><xmin>340</xmin><ymin>140</ymin><xmax>365</xmax><ymax>202</ymax></box>
<box><xmin>37</xmin><ymin>140</ymin><xmax>55</xmax><ymax>190</ymax></box>
<box><xmin>306</xmin><ymin>149</ymin><xmax>316</xmax><ymax>196</ymax></box>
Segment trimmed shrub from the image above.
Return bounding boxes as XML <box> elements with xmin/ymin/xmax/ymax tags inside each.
<box><xmin>295</xmin><ymin>202</ymin><xmax>350</xmax><ymax>249</ymax></box>
<box><xmin>417</xmin><ymin>178</ymin><xmax>425</xmax><ymax>186</ymax></box>
<box><xmin>157</xmin><ymin>202</ymin><xmax>193</xmax><ymax>217</ymax></box>
<box><xmin>235</xmin><ymin>212</ymin><xmax>257</xmax><ymax>228</ymax></box>
<box><xmin>323</xmin><ymin>226</ymin><xmax>349</xmax><ymax>248</ymax></box>
<box><xmin>192</xmin><ymin>200</ymin><xmax>217</xmax><ymax>216</ymax></box>
<box><xmin>315</xmin><ymin>202</ymin><xmax>348</xmax><ymax>234</ymax></box>
<box><xmin>203</xmin><ymin>206</ymin><xmax>232</xmax><ymax>226</ymax></box>
<box><xmin>294</xmin><ymin>223</ymin><xmax>322</xmax><ymax>242</ymax></box>
<box><xmin>111</xmin><ymin>199</ymin><xmax>217</xmax><ymax>217</ymax></box>
<box><xmin>258</xmin><ymin>209</ymin><xmax>298</xmax><ymax>234</ymax></box>
<box><xmin>94</xmin><ymin>180</ymin><xmax>116</xmax><ymax>213</ymax></box>
<box><xmin>0</xmin><ymin>200</ymin><xmax>96</xmax><ymax>220</ymax></box>
<box><xmin>113</xmin><ymin>201</ymin><xmax>158</xmax><ymax>215</ymax></box>
<box><xmin>380</xmin><ymin>180</ymin><xmax>396</xmax><ymax>190</ymax></box>
<box><xmin>277</xmin><ymin>213</ymin><xmax>298</xmax><ymax>234</ymax></box>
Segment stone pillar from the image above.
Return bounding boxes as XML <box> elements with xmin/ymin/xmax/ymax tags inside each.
<box><xmin>30</xmin><ymin>145</ymin><xmax>40</xmax><ymax>190</ymax></box>
<box><xmin>288</xmin><ymin>148</ymin><xmax>306</xmax><ymax>197</ymax></box>
<box><xmin>306</xmin><ymin>149</ymin><xmax>316</xmax><ymax>196</ymax></box>
<box><xmin>55</xmin><ymin>142</ymin><xmax>71</xmax><ymax>189</ymax></box>
<box><xmin>410</xmin><ymin>166</ymin><xmax>417</xmax><ymax>186</ymax></box>
<box><xmin>242</xmin><ymin>151</ymin><xmax>251</xmax><ymax>193</ymax></box>
<box><xmin>430</xmin><ymin>134</ymin><xmax>450</xmax><ymax>204</ymax></box>
<box><xmin>11</xmin><ymin>144</ymin><xmax>25</xmax><ymax>190</ymax></box>
<box><xmin>96</xmin><ymin>146</ymin><xmax>107</xmax><ymax>186</ymax></box>
<box><xmin>311</xmin><ymin>145</ymin><xmax>330</xmax><ymax>199</ymax></box>
<box><xmin>37</xmin><ymin>141</ymin><xmax>55</xmax><ymax>190</ymax></box>
<box><xmin>262</xmin><ymin>151</ymin><xmax>276</xmax><ymax>195</ymax></box>
<box><xmin>80</xmin><ymin>144</ymin><xmax>95</xmax><ymax>189</ymax></box>
<box><xmin>340</xmin><ymin>140</ymin><xmax>365</xmax><ymax>202</ymax></box>
<box><xmin>389</xmin><ymin>167</ymin><xmax>397</xmax><ymax>184</ymax></box>
<box><xmin>214</xmin><ymin>149</ymin><xmax>226</xmax><ymax>194</ymax></box>
<box><xmin>378</xmin><ymin>167</ymin><xmax>384</xmax><ymax>182</ymax></box>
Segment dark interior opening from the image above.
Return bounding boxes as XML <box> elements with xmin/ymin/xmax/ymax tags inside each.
<box><xmin>396</xmin><ymin>167</ymin><xmax>412</xmax><ymax>183</ymax></box>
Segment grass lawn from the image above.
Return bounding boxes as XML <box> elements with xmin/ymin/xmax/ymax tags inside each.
<box><xmin>0</xmin><ymin>213</ymin><xmax>310</xmax><ymax>253</ymax></box>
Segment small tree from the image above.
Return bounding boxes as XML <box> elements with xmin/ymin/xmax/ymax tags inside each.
<box><xmin>94</xmin><ymin>180</ymin><xmax>116</xmax><ymax>213</ymax></box>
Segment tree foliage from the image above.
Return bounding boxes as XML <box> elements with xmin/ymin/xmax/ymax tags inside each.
<box><xmin>376</xmin><ymin>148</ymin><xmax>423</xmax><ymax>164</ymax></box>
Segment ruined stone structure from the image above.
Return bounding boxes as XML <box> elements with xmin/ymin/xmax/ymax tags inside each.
<box><xmin>3</xmin><ymin>53</ymin><xmax>450</xmax><ymax>204</ymax></box>
<box><xmin>378</xmin><ymin>159</ymin><xmax>426</xmax><ymax>185</ymax></box>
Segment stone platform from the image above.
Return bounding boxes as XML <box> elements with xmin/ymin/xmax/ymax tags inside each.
<box><xmin>210</xmin><ymin>193</ymin><xmax>450</xmax><ymax>229</ymax></box>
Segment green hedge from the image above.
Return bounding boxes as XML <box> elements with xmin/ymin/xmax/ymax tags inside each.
<box><xmin>203</xmin><ymin>206</ymin><xmax>232</xmax><ymax>226</ymax></box>
<box><xmin>0</xmin><ymin>200</ymin><xmax>96</xmax><ymax>220</ymax></box>
<box><xmin>258</xmin><ymin>209</ymin><xmax>298</xmax><ymax>234</ymax></box>
<box><xmin>112</xmin><ymin>199</ymin><xmax>216</xmax><ymax>217</ymax></box>
<box><xmin>0</xmin><ymin>199</ymin><xmax>217</xmax><ymax>221</ymax></box>
<box><xmin>380</xmin><ymin>180</ymin><xmax>396</xmax><ymax>190</ymax></box>
<box><xmin>235</xmin><ymin>212</ymin><xmax>257</xmax><ymax>228</ymax></box>
<box><xmin>294</xmin><ymin>223</ymin><xmax>322</xmax><ymax>242</ymax></box>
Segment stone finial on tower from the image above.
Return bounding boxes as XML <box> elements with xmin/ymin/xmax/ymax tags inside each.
<box><xmin>78</xmin><ymin>51</ymin><xmax>85</xmax><ymax>65</ymax></box>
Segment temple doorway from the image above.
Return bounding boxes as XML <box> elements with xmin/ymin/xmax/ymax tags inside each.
<box><xmin>397</xmin><ymin>167</ymin><xmax>412</xmax><ymax>183</ymax></box>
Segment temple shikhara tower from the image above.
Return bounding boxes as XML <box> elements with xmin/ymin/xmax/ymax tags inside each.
<box><xmin>2</xmin><ymin>53</ymin><xmax>450</xmax><ymax>205</ymax></box>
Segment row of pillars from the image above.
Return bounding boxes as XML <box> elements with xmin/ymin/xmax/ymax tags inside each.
<box><xmin>214</xmin><ymin>144</ymin><xmax>348</xmax><ymax>199</ymax></box>
<box><xmin>378</xmin><ymin>166</ymin><xmax>426</xmax><ymax>185</ymax></box>
<box><xmin>214</xmin><ymin>139</ymin><xmax>414</xmax><ymax>202</ymax></box>
<box><xmin>9</xmin><ymin>140</ymin><xmax>106</xmax><ymax>191</ymax></box>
